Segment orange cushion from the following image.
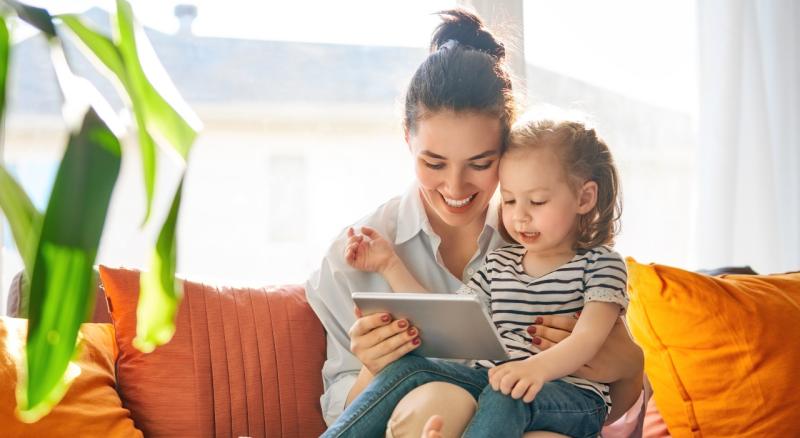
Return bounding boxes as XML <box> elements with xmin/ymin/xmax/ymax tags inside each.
<box><xmin>0</xmin><ymin>317</ymin><xmax>142</xmax><ymax>437</ymax></box>
<box><xmin>626</xmin><ymin>259</ymin><xmax>800</xmax><ymax>437</ymax></box>
<box><xmin>98</xmin><ymin>265</ymin><xmax>327</xmax><ymax>438</ymax></box>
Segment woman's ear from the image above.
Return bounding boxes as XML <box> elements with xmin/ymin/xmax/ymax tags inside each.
<box><xmin>577</xmin><ymin>181</ymin><xmax>598</xmax><ymax>214</ymax></box>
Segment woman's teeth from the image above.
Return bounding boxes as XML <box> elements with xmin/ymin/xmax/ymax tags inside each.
<box><xmin>443</xmin><ymin>194</ymin><xmax>476</xmax><ymax>208</ymax></box>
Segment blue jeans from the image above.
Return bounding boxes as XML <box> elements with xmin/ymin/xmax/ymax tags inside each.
<box><xmin>322</xmin><ymin>355</ymin><xmax>607</xmax><ymax>438</ymax></box>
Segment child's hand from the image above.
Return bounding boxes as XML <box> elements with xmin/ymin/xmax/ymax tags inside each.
<box><xmin>344</xmin><ymin>226</ymin><xmax>397</xmax><ymax>273</ymax></box>
<box><xmin>488</xmin><ymin>358</ymin><xmax>546</xmax><ymax>403</ymax></box>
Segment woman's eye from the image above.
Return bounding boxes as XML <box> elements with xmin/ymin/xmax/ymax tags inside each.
<box><xmin>423</xmin><ymin>161</ymin><xmax>445</xmax><ymax>170</ymax></box>
<box><xmin>470</xmin><ymin>162</ymin><xmax>493</xmax><ymax>171</ymax></box>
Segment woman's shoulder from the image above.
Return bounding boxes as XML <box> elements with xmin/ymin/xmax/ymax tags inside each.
<box><xmin>336</xmin><ymin>194</ymin><xmax>404</xmax><ymax>242</ymax></box>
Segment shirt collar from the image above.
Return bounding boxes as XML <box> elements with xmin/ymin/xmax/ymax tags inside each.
<box><xmin>395</xmin><ymin>183</ymin><xmax>429</xmax><ymax>245</ymax></box>
<box><xmin>394</xmin><ymin>183</ymin><xmax>502</xmax><ymax>245</ymax></box>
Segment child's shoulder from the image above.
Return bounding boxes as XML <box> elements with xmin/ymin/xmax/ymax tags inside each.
<box><xmin>577</xmin><ymin>245</ymin><xmax>624</xmax><ymax>264</ymax></box>
<box><xmin>486</xmin><ymin>244</ymin><xmax>526</xmax><ymax>261</ymax></box>
<box><xmin>577</xmin><ymin>246</ymin><xmax>627</xmax><ymax>276</ymax></box>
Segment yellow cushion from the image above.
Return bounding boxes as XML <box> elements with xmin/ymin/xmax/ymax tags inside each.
<box><xmin>0</xmin><ymin>317</ymin><xmax>142</xmax><ymax>437</ymax></box>
<box><xmin>625</xmin><ymin>259</ymin><xmax>800</xmax><ymax>437</ymax></box>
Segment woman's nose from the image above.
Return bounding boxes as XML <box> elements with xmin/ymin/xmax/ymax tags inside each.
<box><xmin>445</xmin><ymin>167</ymin><xmax>465</xmax><ymax>194</ymax></box>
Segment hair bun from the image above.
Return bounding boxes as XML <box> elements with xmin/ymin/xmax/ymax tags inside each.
<box><xmin>431</xmin><ymin>9</ymin><xmax>505</xmax><ymax>61</ymax></box>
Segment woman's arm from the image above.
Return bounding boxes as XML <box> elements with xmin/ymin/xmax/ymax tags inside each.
<box><xmin>488</xmin><ymin>302</ymin><xmax>621</xmax><ymax>402</ymax></box>
<box><xmin>527</xmin><ymin>315</ymin><xmax>643</xmax><ymax>383</ymax></box>
<box><xmin>527</xmin><ymin>314</ymin><xmax>644</xmax><ymax>423</ymax></box>
<box><xmin>345</xmin><ymin>366</ymin><xmax>374</xmax><ymax>407</ymax></box>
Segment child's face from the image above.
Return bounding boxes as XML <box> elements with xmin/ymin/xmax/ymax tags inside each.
<box><xmin>499</xmin><ymin>145</ymin><xmax>595</xmax><ymax>255</ymax></box>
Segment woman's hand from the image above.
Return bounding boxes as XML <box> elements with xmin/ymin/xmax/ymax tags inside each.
<box><xmin>344</xmin><ymin>226</ymin><xmax>398</xmax><ymax>274</ymax></box>
<box><xmin>526</xmin><ymin>315</ymin><xmax>643</xmax><ymax>383</ymax></box>
<box><xmin>349</xmin><ymin>306</ymin><xmax>421</xmax><ymax>375</ymax></box>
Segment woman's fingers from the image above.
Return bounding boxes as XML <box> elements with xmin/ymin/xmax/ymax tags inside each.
<box><xmin>527</xmin><ymin>314</ymin><xmax>577</xmax><ymax>350</ymax></box>
<box><xmin>348</xmin><ymin>313</ymin><xmax>392</xmax><ymax>340</ymax></box>
<box><xmin>528</xmin><ymin>325</ymin><xmax>570</xmax><ymax>351</ymax></box>
<box><xmin>370</xmin><ymin>331</ymin><xmax>421</xmax><ymax>371</ymax></box>
<box><xmin>535</xmin><ymin>314</ymin><xmax>578</xmax><ymax>331</ymax></box>
<box><xmin>360</xmin><ymin>226</ymin><xmax>379</xmax><ymax>239</ymax></box>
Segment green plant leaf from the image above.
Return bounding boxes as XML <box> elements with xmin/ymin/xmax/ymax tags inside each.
<box><xmin>0</xmin><ymin>166</ymin><xmax>42</xmax><ymax>276</ymax></box>
<box><xmin>136</xmin><ymin>176</ymin><xmax>184</xmax><ymax>353</ymax></box>
<box><xmin>17</xmin><ymin>108</ymin><xmax>121</xmax><ymax>423</ymax></box>
<box><xmin>5</xmin><ymin>0</ymin><xmax>56</xmax><ymax>37</ymax></box>
<box><xmin>59</xmin><ymin>14</ymin><xmax>126</xmax><ymax>81</ymax></box>
<box><xmin>0</xmin><ymin>15</ymin><xmax>8</xmax><ymax>122</ymax></box>
<box><xmin>112</xmin><ymin>0</ymin><xmax>199</xmax><ymax>224</ymax></box>
<box><xmin>115</xmin><ymin>0</ymin><xmax>199</xmax><ymax>159</ymax></box>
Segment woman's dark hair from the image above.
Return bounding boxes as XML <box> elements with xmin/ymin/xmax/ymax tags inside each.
<box><xmin>404</xmin><ymin>9</ymin><xmax>515</xmax><ymax>151</ymax></box>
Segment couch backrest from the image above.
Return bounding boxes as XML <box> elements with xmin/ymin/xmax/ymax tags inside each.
<box><xmin>5</xmin><ymin>270</ymin><xmax>112</xmax><ymax>323</ymax></box>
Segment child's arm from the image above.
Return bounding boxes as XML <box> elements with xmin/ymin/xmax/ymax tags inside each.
<box><xmin>344</xmin><ymin>226</ymin><xmax>428</xmax><ymax>293</ymax></box>
<box><xmin>488</xmin><ymin>301</ymin><xmax>621</xmax><ymax>402</ymax></box>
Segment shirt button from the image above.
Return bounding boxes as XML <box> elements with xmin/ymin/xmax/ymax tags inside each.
<box><xmin>467</xmin><ymin>268</ymin><xmax>475</xmax><ymax>275</ymax></box>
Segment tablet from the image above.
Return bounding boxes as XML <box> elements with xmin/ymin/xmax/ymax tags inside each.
<box><xmin>352</xmin><ymin>292</ymin><xmax>509</xmax><ymax>361</ymax></box>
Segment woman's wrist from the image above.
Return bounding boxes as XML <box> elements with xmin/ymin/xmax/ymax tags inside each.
<box><xmin>379</xmin><ymin>254</ymin><xmax>403</xmax><ymax>277</ymax></box>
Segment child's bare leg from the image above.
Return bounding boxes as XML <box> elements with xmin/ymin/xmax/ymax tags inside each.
<box><xmin>421</xmin><ymin>415</ymin><xmax>444</xmax><ymax>438</ymax></box>
<box><xmin>385</xmin><ymin>382</ymin><xmax>476</xmax><ymax>438</ymax></box>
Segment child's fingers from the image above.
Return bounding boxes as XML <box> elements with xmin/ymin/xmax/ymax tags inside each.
<box><xmin>510</xmin><ymin>380</ymin><xmax>529</xmax><ymax>399</ymax></box>
<box><xmin>522</xmin><ymin>384</ymin><xmax>540</xmax><ymax>403</ymax></box>
<box><xmin>499</xmin><ymin>373</ymin><xmax>518</xmax><ymax>395</ymax></box>
<box><xmin>347</xmin><ymin>227</ymin><xmax>355</xmax><ymax>238</ymax></box>
<box><xmin>360</xmin><ymin>226</ymin><xmax>380</xmax><ymax>239</ymax></box>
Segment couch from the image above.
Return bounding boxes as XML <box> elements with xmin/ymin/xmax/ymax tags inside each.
<box><xmin>3</xmin><ymin>262</ymin><xmax>799</xmax><ymax>437</ymax></box>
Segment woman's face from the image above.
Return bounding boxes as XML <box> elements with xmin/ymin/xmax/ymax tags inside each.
<box><xmin>407</xmin><ymin>110</ymin><xmax>503</xmax><ymax>229</ymax></box>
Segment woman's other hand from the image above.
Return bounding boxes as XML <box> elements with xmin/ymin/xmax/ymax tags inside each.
<box><xmin>344</xmin><ymin>226</ymin><xmax>398</xmax><ymax>274</ymax></box>
<box><xmin>349</xmin><ymin>306</ymin><xmax>421</xmax><ymax>375</ymax></box>
<box><xmin>526</xmin><ymin>315</ymin><xmax>642</xmax><ymax>383</ymax></box>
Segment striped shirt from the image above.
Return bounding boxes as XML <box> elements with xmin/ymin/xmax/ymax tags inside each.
<box><xmin>457</xmin><ymin>244</ymin><xmax>628</xmax><ymax>411</ymax></box>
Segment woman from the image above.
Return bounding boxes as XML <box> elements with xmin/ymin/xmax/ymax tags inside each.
<box><xmin>306</xmin><ymin>9</ymin><xmax>643</xmax><ymax>437</ymax></box>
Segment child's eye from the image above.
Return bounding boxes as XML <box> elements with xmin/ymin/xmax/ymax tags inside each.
<box><xmin>503</xmin><ymin>199</ymin><xmax>516</xmax><ymax>205</ymax></box>
<box><xmin>469</xmin><ymin>161</ymin><xmax>493</xmax><ymax>171</ymax></box>
<box><xmin>423</xmin><ymin>161</ymin><xmax>445</xmax><ymax>170</ymax></box>
<box><xmin>531</xmin><ymin>200</ymin><xmax>547</xmax><ymax>206</ymax></box>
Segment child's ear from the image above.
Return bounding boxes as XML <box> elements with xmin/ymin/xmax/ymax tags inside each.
<box><xmin>577</xmin><ymin>181</ymin><xmax>598</xmax><ymax>214</ymax></box>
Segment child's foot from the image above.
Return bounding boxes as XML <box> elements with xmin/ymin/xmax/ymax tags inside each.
<box><xmin>421</xmin><ymin>415</ymin><xmax>444</xmax><ymax>438</ymax></box>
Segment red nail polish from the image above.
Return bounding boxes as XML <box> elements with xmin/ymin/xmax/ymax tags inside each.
<box><xmin>412</xmin><ymin>338</ymin><xmax>420</xmax><ymax>345</ymax></box>
<box><xmin>398</xmin><ymin>320</ymin><xmax>408</xmax><ymax>328</ymax></box>
<box><xmin>535</xmin><ymin>317</ymin><xmax>543</xmax><ymax>324</ymax></box>
<box><xmin>528</xmin><ymin>326</ymin><xmax>536</xmax><ymax>334</ymax></box>
<box><xmin>407</xmin><ymin>328</ymin><xmax>416</xmax><ymax>336</ymax></box>
<box><xmin>381</xmin><ymin>314</ymin><xmax>391</xmax><ymax>322</ymax></box>
<box><xmin>532</xmin><ymin>337</ymin><xmax>541</xmax><ymax>345</ymax></box>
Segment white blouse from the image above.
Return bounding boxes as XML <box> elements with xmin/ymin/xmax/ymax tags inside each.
<box><xmin>305</xmin><ymin>183</ymin><xmax>508</xmax><ymax>425</ymax></box>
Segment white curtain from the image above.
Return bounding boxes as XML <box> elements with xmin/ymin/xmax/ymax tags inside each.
<box><xmin>694</xmin><ymin>0</ymin><xmax>800</xmax><ymax>274</ymax></box>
